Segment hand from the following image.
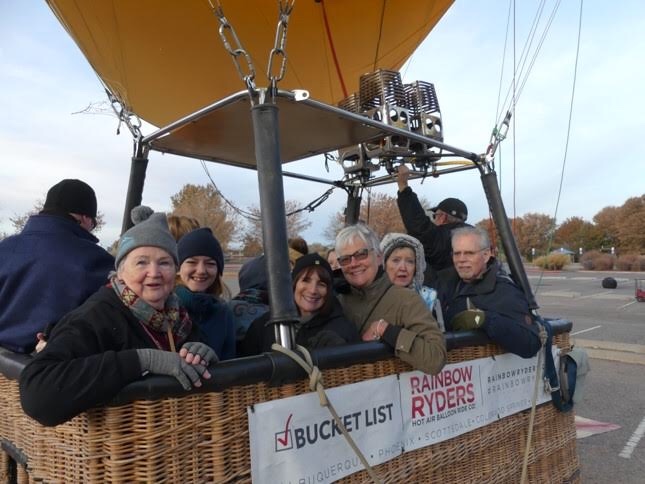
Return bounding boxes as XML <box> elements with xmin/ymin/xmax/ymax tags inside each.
<box><xmin>396</xmin><ymin>165</ymin><xmax>410</xmax><ymax>191</ymax></box>
<box><xmin>179</xmin><ymin>342</ymin><xmax>218</xmax><ymax>367</ymax></box>
<box><xmin>361</xmin><ymin>319</ymin><xmax>389</xmax><ymax>342</ymax></box>
<box><xmin>450</xmin><ymin>309</ymin><xmax>486</xmax><ymax>331</ymax></box>
<box><xmin>35</xmin><ymin>332</ymin><xmax>47</xmax><ymax>353</ymax></box>
<box><xmin>136</xmin><ymin>348</ymin><xmax>211</xmax><ymax>390</ymax></box>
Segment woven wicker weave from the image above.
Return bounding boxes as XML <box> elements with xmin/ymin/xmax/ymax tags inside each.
<box><xmin>0</xmin><ymin>334</ymin><xmax>579</xmax><ymax>483</ymax></box>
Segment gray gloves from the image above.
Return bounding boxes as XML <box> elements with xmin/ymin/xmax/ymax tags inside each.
<box><xmin>180</xmin><ymin>341</ymin><xmax>218</xmax><ymax>366</ymax></box>
<box><xmin>136</xmin><ymin>341</ymin><xmax>217</xmax><ymax>390</ymax></box>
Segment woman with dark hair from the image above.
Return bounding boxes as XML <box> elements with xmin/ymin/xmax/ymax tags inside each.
<box><xmin>176</xmin><ymin>228</ymin><xmax>235</xmax><ymax>360</ymax></box>
<box><xmin>239</xmin><ymin>253</ymin><xmax>358</xmax><ymax>356</ymax></box>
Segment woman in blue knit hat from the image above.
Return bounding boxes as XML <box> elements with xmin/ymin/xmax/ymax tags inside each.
<box><xmin>176</xmin><ymin>228</ymin><xmax>236</xmax><ymax>360</ymax></box>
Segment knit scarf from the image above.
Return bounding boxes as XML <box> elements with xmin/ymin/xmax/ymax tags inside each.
<box><xmin>109</xmin><ymin>274</ymin><xmax>192</xmax><ymax>351</ymax></box>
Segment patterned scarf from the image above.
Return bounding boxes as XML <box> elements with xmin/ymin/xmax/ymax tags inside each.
<box><xmin>109</xmin><ymin>274</ymin><xmax>192</xmax><ymax>351</ymax></box>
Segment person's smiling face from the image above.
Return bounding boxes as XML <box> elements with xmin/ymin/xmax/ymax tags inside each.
<box><xmin>294</xmin><ymin>268</ymin><xmax>328</xmax><ymax>317</ymax></box>
<box><xmin>179</xmin><ymin>256</ymin><xmax>218</xmax><ymax>293</ymax></box>
<box><xmin>338</xmin><ymin>238</ymin><xmax>381</xmax><ymax>289</ymax></box>
<box><xmin>118</xmin><ymin>247</ymin><xmax>176</xmax><ymax>309</ymax></box>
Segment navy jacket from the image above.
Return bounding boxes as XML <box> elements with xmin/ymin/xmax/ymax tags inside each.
<box><xmin>0</xmin><ymin>214</ymin><xmax>114</xmax><ymax>353</ymax></box>
<box><xmin>397</xmin><ymin>187</ymin><xmax>468</xmax><ymax>284</ymax></box>
<box><xmin>436</xmin><ymin>259</ymin><xmax>541</xmax><ymax>358</ymax></box>
<box><xmin>175</xmin><ymin>285</ymin><xmax>236</xmax><ymax>360</ymax></box>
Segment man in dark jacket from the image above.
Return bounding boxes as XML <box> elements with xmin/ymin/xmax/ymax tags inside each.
<box><xmin>436</xmin><ymin>226</ymin><xmax>541</xmax><ymax>358</ymax></box>
<box><xmin>395</xmin><ymin>165</ymin><xmax>469</xmax><ymax>285</ymax></box>
<box><xmin>0</xmin><ymin>179</ymin><xmax>114</xmax><ymax>353</ymax></box>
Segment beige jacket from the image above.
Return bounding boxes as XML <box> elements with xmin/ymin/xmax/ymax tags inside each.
<box><xmin>339</xmin><ymin>273</ymin><xmax>446</xmax><ymax>375</ymax></box>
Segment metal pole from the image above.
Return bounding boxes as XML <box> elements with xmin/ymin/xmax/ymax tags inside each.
<box><xmin>481</xmin><ymin>172</ymin><xmax>538</xmax><ymax>310</ymax></box>
<box><xmin>251</xmin><ymin>103</ymin><xmax>299</xmax><ymax>349</ymax></box>
<box><xmin>345</xmin><ymin>186</ymin><xmax>362</xmax><ymax>224</ymax></box>
<box><xmin>121</xmin><ymin>142</ymin><xmax>149</xmax><ymax>234</ymax></box>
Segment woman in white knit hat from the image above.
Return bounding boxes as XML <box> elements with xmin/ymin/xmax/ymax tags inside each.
<box><xmin>380</xmin><ymin>233</ymin><xmax>444</xmax><ymax>331</ymax></box>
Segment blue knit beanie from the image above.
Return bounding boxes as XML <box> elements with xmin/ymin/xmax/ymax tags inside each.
<box><xmin>178</xmin><ymin>228</ymin><xmax>225</xmax><ymax>273</ymax></box>
<box><xmin>115</xmin><ymin>206</ymin><xmax>178</xmax><ymax>269</ymax></box>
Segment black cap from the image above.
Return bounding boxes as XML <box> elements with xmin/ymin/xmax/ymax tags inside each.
<box><xmin>291</xmin><ymin>253</ymin><xmax>332</xmax><ymax>280</ymax></box>
<box><xmin>41</xmin><ymin>179</ymin><xmax>97</xmax><ymax>218</ymax></box>
<box><xmin>431</xmin><ymin>197</ymin><xmax>468</xmax><ymax>222</ymax></box>
<box><xmin>177</xmin><ymin>228</ymin><xmax>224</xmax><ymax>272</ymax></box>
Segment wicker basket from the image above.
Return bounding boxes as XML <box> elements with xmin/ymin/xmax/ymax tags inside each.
<box><xmin>0</xmin><ymin>334</ymin><xmax>579</xmax><ymax>483</ymax></box>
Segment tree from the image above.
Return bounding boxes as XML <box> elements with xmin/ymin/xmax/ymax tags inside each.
<box><xmin>324</xmin><ymin>192</ymin><xmax>410</xmax><ymax>243</ymax></box>
<box><xmin>170</xmin><ymin>183</ymin><xmax>240</xmax><ymax>249</ymax></box>
<box><xmin>592</xmin><ymin>205</ymin><xmax>620</xmax><ymax>250</ymax></box>
<box><xmin>241</xmin><ymin>200</ymin><xmax>313</xmax><ymax>254</ymax></box>
<box><xmin>509</xmin><ymin>213</ymin><xmax>556</xmax><ymax>259</ymax></box>
<box><xmin>10</xmin><ymin>198</ymin><xmax>106</xmax><ymax>234</ymax></box>
<box><xmin>554</xmin><ymin>216</ymin><xmax>602</xmax><ymax>252</ymax></box>
<box><xmin>613</xmin><ymin>195</ymin><xmax>645</xmax><ymax>253</ymax></box>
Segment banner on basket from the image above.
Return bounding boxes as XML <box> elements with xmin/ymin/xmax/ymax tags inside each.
<box><xmin>248</xmin><ymin>375</ymin><xmax>403</xmax><ymax>484</ymax></box>
<box><xmin>248</xmin><ymin>350</ymin><xmax>555</xmax><ymax>483</ymax></box>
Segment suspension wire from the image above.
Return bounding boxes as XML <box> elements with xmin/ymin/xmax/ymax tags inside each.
<box><xmin>494</xmin><ymin>0</ymin><xmax>513</xmax><ymax>136</ymax></box>
<box><xmin>497</xmin><ymin>0</ymin><xmax>548</xmax><ymax>126</ymax></box>
<box><xmin>512</xmin><ymin>0</ymin><xmax>517</xmax><ymax>222</ymax></box>
<box><xmin>372</xmin><ymin>0</ymin><xmax>387</xmax><ymax>70</ymax></box>
<box><xmin>534</xmin><ymin>0</ymin><xmax>584</xmax><ymax>295</ymax></box>
<box><xmin>495</xmin><ymin>0</ymin><xmax>560</xmax><ymax>130</ymax></box>
<box><xmin>515</xmin><ymin>0</ymin><xmax>563</xmax><ymax>101</ymax></box>
<box><xmin>200</xmin><ymin>160</ymin><xmax>337</xmax><ymax>221</ymax></box>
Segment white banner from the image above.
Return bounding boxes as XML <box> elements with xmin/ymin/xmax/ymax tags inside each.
<box><xmin>248</xmin><ymin>350</ymin><xmax>556</xmax><ymax>483</ymax></box>
<box><xmin>248</xmin><ymin>375</ymin><xmax>403</xmax><ymax>484</ymax></box>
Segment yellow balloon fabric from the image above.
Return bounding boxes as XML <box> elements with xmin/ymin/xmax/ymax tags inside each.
<box><xmin>46</xmin><ymin>0</ymin><xmax>453</xmax><ymax>126</ymax></box>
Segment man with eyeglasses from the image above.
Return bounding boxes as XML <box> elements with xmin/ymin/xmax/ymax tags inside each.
<box><xmin>0</xmin><ymin>179</ymin><xmax>114</xmax><ymax>353</ymax></box>
<box><xmin>395</xmin><ymin>165</ymin><xmax>470</xmax><ymax>285</ymax></box>
<box><xmin>436</xmin><ymin>227</ymin><xmax>541</xmax><ymax>358</ymax></box>
<box><xmin>335</xmin><ymin>223</ymin><xmax>446</xmax><ymax>375</ymax></box>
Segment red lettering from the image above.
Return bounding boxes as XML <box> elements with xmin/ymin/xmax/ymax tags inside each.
<box><xmin>446</xmin><ymin>386</ymin><xmax>456</xmax><ymax>408</ymax></box>
<box><xmin>455</xmin><ymin>384</ymin><xmax>466</xmax><ymax>406</ymax></box>
<box><xmin>434</xmin><ymin>390</ymin><xmax>446</xmax><ymax>412</ymax></box>
<box><xmin>466</xmin><ymin>383</ymin><xmax>475</xmax><ymax>403</ymax></box>
<box><xmin>410</xmin><ymin>376</ymin><xmax>420</xmax><ymax>395</ymax></box>
<box><xmin>411</xmin><ymin>395</ymin><xmax>425</xmax><ymax>418</ymax></box>
<box><xmin>462</xmin><ymin>365</ymin><xmax>473</xmax><ymax>382</ymax></box>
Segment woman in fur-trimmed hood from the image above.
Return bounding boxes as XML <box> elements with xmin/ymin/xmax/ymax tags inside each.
<box><xmin>380</xmin><ymin>232</ymin><xmax>444</xmax><ymax>330</ymax></box>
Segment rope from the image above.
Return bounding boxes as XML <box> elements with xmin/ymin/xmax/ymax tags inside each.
<box><xmin>520</xmin><ymin>323</ymin><xmax>548</xmax><ymax>483</ymax></box>
<box><xmin>532</xmin><ymin>0</ymin><xmax>584</xmax><ymax>296</ymax></box>
<box><xmin>319</xmin><ymin>0</ymin><xmax>348</xmax><ymax>98</ymax></box>
<box><xmin>270</xmin><ymin>343</ymin><xmax>384</xmax><ymax>484</ymax></box>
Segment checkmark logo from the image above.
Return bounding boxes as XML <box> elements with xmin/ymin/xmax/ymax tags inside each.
<box><xmin>275</xmin><ymin>413</ymin><xmax>293</xmax><ymax>452</ymax></box>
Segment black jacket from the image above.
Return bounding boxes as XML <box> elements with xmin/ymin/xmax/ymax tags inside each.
<box><xmin>397</xmin><ymin>187</ymin><xmax>468</xmax><ymax>284</ymax></box>
<box><xmin>239</xmin><ymin>299</ymin><xmax>359</xmax><ymax>356</ymax></box>
<box><xmin>436</xmin><ymin>259</ymin><xmax>541</xmax><ymax>358</ymax></box>
<box><xmin>19</xmin><ymin>287</ymin><xmax>203</xmax><ymax>426</ymax></box>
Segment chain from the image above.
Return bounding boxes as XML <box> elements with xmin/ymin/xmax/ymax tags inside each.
<box><xmin>106</xmin><ymin>88</ymin><xmax>142</xmax><ymax>141</ymax></box>
<box><xmin>207</xmin><ymin>0</ymin><xmax>257</xmax><ymax>98</ymax></box>
<box><xmin>485</xmin><ymin>110</ymin><xmax>512</xmax><ymax>162</ymax></box>
<box><xmin>267</xmin><ymin>0</ymin><xmax>295</xmax><ymax>99</ymax></box>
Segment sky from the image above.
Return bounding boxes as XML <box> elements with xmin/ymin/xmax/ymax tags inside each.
<box><xmin>1</xmin><ymin>1</ymin><xmax>644</xmax><ymax>249</ymax></box>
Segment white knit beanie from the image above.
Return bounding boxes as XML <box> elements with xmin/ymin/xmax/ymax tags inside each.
<box><xmin>380</xmin><ymin>233</ymin><xmax>427</xmax><ymax>289</ymax></box>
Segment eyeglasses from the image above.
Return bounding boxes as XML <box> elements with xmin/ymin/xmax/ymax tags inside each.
<box><xmin>337</xmin><ymin>248</ymin><xmax>372</xmax><ymax>267</ymax></box>
<box><xmin>452</xmin><ymin>248</ymin><xmax>489</xmax><ymax>258</ymax></box>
